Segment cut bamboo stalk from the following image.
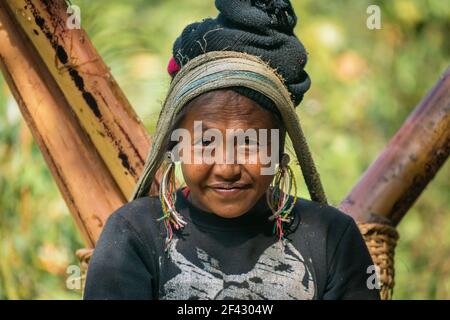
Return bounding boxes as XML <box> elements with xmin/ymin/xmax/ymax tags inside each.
<box><xmin>0</xmin><ymin>0</ymin><xmax>168</xmax><ymax>247</ymax></box>
<box><xmin>339</xmin><ymin>66</ymin><xmax>450</xmax><ymax>226</ymax></box>
<box><xmin>0</xmin><ymin>3</ymin><xmax>127</xmax><ymax>246</ymax></box>
<box><xmin>4</xmin><ymin>0</ymin><xmax>153</xmax><ymax>198</ymax></box>
<box><xmin>338</xmin><ymin>66</ymin><xmax>449</xmax><ymax>300</ymax></box>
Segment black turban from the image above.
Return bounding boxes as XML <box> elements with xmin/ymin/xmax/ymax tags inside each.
<box><xmin>171</xmin><ymin>0</ymin><xmax>311</xmax><ymax>112</ymax></box>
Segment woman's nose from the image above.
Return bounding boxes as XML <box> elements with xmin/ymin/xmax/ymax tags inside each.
<box><xmin>211</xmin><ymin>163</ymin><xmax>241</xmax><ymax>181</ymax></box>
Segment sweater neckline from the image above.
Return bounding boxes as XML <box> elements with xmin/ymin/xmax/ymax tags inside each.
<box><xmin>175</xmin><ymin>187</ymin><xmax>273</xmax><ymax>231</ymax></box>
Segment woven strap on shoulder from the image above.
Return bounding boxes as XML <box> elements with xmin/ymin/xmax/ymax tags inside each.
<box><xmin>357</xmin><ymin>222</ymin><xmax>399</xmax><ymax>300</ymax></box>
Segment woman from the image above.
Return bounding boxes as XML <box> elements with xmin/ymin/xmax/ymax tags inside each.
<box><xmin>84</xmin><ymin>0</ymin><xmax>379</xmax><ymax>300</ymax></box>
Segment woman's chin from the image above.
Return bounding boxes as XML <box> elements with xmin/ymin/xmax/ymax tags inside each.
<box><xmin>205</xmin><ymin>190</ymin><xmax>256</xmax><ymax>218</ymax></box>
<box><xmin>208</xmin><ymin>201</ymin><xmax>255</xmax><ymax>219</ymax></box>
<box><xmin>210</xmin><ymin>208</ymin><xmax>247</xmax><ymax>219</ymax></box>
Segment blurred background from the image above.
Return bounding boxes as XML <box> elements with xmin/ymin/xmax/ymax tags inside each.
<box><xmin>0</xmin><ymin>0</ymin><xmax>449</xmax><ymax>299</ymax></box>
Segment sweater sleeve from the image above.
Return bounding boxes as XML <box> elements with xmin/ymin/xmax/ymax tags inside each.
<box><xmin>323</xmin><ymin>217</ymin><xmax>381</xmax><ymax>300</ymax></box>
<box><xmin>83</xmin><ymin>212</ymin><xmax>155</xmax><ymax>300</ymax></box>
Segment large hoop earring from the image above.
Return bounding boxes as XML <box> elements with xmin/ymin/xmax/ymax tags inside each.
<box><xmin>159</xmin><ymin>151</ymin><xmax>187</xmax><ymax>250</ymax></box>
<box><xmin>266</xmin><ymin>153</ymin><xmax>298</xmax><ymax>241</ymax></box>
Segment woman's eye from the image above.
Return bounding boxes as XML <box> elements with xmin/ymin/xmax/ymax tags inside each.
<box><xmin>202</xmin><ymin>139</ymin><xmax>212</xmax><ymax>146</ymax></box>
<box><xmin>193</xmin><ymin>138</ymin><xmax>213</xmax><ymax>147</ymax></box>
<box><xmin>244</xmin><ymin>137</ymin><xmax>259</xmax><ymax>146</ymax></box>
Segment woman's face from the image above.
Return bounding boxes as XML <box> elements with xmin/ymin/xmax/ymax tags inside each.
<box><xmin>176</xmin><ymin>90</ymin><xmax>281</xmax><ymax>218</ymax></box>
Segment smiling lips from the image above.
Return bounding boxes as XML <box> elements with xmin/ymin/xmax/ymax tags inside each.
<box><xmin>208</xmin><ymin>182</ymin><xmax>251</xmax><ymax>196</ymax></box>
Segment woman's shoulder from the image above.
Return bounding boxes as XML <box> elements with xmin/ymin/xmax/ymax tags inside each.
<box><xmin>104</xmin><ymin>195</ymin><xmax>163</xmax><ymax>238</ymax></box>
<box><xmin>293</xmin><ymin>196</ymin><xmax>354</xmax><ymax>231</ymax></box>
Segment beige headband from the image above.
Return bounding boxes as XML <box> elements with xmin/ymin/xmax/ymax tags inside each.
<box><xmin>131</xmin><ymin>51</ymin><xmax>327</xmax><ymax>204</ymax></box>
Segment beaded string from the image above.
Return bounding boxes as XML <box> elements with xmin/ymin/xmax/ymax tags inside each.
<box><xmin>266</xmin><ymin>163</ymin><xmax>298</xmax><ymax>241</ymax></box>
<box><xmin>158</xmin><ymin>155</ymin><xmax>187</xmax><ymax>251</ymax></box>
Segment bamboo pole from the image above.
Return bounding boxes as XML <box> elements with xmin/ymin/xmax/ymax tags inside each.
<box><xmin>3</xmin><ymin>0</ymin><xmax>154</xmax><ymax>198</ymax></box>
<box><xmin>339</xmin><ymin>66</ymin><xmax>450</xmax><ymax>226</ymax></box>
<box><xmin>0</xmin><ymin>0</ymin><xmax>160</xmax><ymax>246</ymax></box>
<box><xmin>338</xmin><ymin>66</ymin><xmax>449</xmax><ymax>299</ymax></box>
<box><xmin>0</xmin><ymin>3</ymin><xmax>125</xmax><ymax>247</ymax></box>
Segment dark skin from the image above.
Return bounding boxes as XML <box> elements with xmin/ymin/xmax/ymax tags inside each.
<box><xmin>175</xmin><ymin>89</ymin><xmax>282</xmax><ymax>218</ymax></box>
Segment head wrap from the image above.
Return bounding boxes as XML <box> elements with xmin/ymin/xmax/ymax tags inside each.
<box><xmin>131</xmin><ymin>51</ymin><xmax>327</xmax><ymax>204</ymax></box>
<box><xmin>131</xmin><ymin>0</ymin><xmax>326</xmax><ymax>203</ymax></box>
<box><xmin>169</xmin><ymin>0</ymin><xmax>311</xmax><ymax>114</ymax></box>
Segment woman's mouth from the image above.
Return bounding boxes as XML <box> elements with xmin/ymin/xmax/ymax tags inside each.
<box><xmin>208</xmin><ymin>183</ymin><xmax>251</xmax><ymax>197</ymax></box>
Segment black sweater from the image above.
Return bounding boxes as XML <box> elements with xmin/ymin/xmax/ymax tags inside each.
<box><xmin>84</xmin><ymin>188</ymin><xmax>380</xmax><ymax>300</ymax></box>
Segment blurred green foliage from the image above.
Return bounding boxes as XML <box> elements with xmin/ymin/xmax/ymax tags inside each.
<box><xmin>0</xmin><ymin>0</ymin><xmax>449</xmax><ymax>299</ymax></box>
